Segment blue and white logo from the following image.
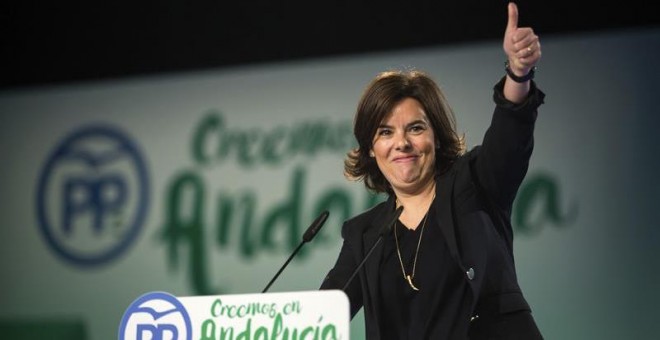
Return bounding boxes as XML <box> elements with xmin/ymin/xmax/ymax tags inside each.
<box><xmin>119</xmin><ymin>291</ymin><xmax>192</xmax><ymax>340</ymax></box>
<box><xmin>36</xmin><ymin>124</ymin><xmax>149</xmax><ymax>267</ymax></box>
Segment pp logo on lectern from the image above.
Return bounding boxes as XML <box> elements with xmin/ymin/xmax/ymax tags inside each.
<box><xmin>119</xmin><ymin>291</ymin><xmax>192</xmax><ymax>340</ymax></box>
<box><xmin>36</xmin><ymin>124</ymin><xmax>149</xmax><ymax>267</ymax></box>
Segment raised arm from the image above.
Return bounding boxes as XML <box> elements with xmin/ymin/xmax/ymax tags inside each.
<box><xmin>471</xmin><ymin>2</ymin><xmax>546</xmax><ymax>210</ymax></box>
<box><xmin>502</xmin><ymin>2</ymin><xmax>542</xmax><ymax>103</ymax></box>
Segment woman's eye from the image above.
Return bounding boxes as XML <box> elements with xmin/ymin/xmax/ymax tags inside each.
<box><xmin>378</xmin><ymin>129</ymin><xmax>392</xmax><ymax>136</ymax></box>
<box><xmin>410</xmin><ymin>125</ymin><xmax>425</xmax><ymax>133</ymax></box>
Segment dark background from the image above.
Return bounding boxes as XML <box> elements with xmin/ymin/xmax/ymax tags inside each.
<box><xmin>3</xmin><ymin>1</ymin><xmax>658</xmax><ymax>89</ymax></box>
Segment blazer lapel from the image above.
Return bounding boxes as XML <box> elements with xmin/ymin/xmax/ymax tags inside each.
<box><xmin>419</xmin><ymin>167</ymin><xmax>467</xmax><ymax>339</ymax></box>
<box><xmin>433</xmin><ymin>167</ymin><xmax>461</xmax><ymax>263</ymax></box>
<box><xmin>362</xmin><ymin>195</ymin><xmax>396</xmax><ymax>328</ymax></box>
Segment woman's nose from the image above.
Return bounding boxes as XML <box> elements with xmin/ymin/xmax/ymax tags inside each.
<box><xmin>394</xmin><ymin>133</ymin><xmax>411</xmax><ymax>150</ymax></box>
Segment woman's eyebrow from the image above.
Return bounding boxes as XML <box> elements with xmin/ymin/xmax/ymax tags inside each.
<box><xmin>377</xmin><ymin>119</ymin><xmax>427</xmax><ymax>129</ymax></box>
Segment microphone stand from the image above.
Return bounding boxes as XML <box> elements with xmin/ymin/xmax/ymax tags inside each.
<box><xmin>341</xmin><ymin>205</ymin><xmax>403</xmax><ymax>291</ymax></box>
<box><xmin>262</xmin><ymin>210</ymin><xmax>330</xmax><ymax>293</ymax></box>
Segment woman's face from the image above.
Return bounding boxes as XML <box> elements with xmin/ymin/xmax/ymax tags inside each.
<box><xmin>371</xmin><ymin>97</ymin><xmax>436</xmax><ymax>195</ymax></box>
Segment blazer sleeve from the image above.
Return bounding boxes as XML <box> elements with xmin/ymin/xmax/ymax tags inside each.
<box><xmin>472</xmin><ymin>77</ymin><xmax>546</xmax><ymax>211</ymax></box>
<box><xmin>319</xmin><ymin>222</ymin><xmax>364</xmax><ymax>318</ymax></box>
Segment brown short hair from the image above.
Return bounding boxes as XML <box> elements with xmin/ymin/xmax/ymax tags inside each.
<box><xmin>344</xmin><ymin>69</ymin><xmax>465</xmax><ymax>194</ymax></box>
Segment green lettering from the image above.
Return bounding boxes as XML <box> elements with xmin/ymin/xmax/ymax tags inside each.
<box><xmin>192</xmin><ymin>112</ymin><xmax>355</xmax><ymax>168</ymax></box>
<box><xmin>161</xmin><ymin>171</ymin><xmax>218</xmax><ymax>295</ymax></box>
<box><xmin>293</xmin><ymin>189</ymin><xmax>353</xmax><ymax>257</ymax></box>
<box><xmin>300</xmin><ymin>326</ymin><xmax>316</xmax><ymax>340</ymax></box>
<box><xmin>271</xmin><ymin>313</ymin><xmax>283</xmax><ymax>338</ymax></box>
<box><xmin>236</xmin><ymin>128</ymin><xmax>260</xmax><ymax>168</ymax></box>
<box><xmin>321</xmin><ymin>324</ymin><xmax>337</xmax><ymax>340</ymax></box>
<box><xmin>254</xmin><ymin>326</ymin><xmax>269</xmax><ymax>340</ymax></box>
<box><xmin>220</xmin><ymin>326</ymin><xmax>234</xmax><ymax>340</ymax></box>
<box><xmin>514</xmin><ymin>173</ymin><xmax>577</xmax><ymax>235</ymax></box>
<box><xmin>261</xmin><ymin>168</ymin><xmax>303</xmax><ymax>252</ymax></box>
<box><xmin>326</xmin><ymin>121</ymin><xmax>355</xmax><ymax>151</ymax></box>
<box><xmin>288</xmin><ymin>122</ymin><xmax>327</xmax><ymax>156</ymax></box>
<box><xmin>261</xmin><ymin>127</ymin><xmax>287</xmax><ymax>165</ymax></box>
<box><xmin>211</xmin><ymin>299</ymin><xmax>222</xmax><ymax>317</ymax></box>
<box><xmin>216</xmin><ymin>192</ymin><xmax>258</xmax><ymax>257</ymax></box>
<box><xmin>236</xmin><ymin>319</ymin><xmax>251</xmax><ymax>340</ymax></box>
<box><xmin>289</xmin><ymin>328</ymin><xmax>300</xmax><ymax>340</ymax></box>
<box><xmin>192</xmin><ymin>110</ymin><xmax>222</xmax><ymax>166</ymax></box>
<box><xmin>201</xmin><ymin>319</ymin><xmax>217</xmax><ymax>340</ymax></box>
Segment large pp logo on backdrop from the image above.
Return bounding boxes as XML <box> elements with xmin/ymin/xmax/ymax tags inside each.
<box><xmin>36</xmin><ymin>125</ymin><xmax>149</xmax><ymax>267</ymax></box>
<box><xmin>119</xmin><ymin>291</ymin><xmax>192</xmax><ymax>340</ymax></box>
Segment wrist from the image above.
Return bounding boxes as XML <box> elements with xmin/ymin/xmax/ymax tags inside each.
<box><xmin>505</xmin><ymin>60</ymin><xmax>536</xmax><ymax>83</ymax></box>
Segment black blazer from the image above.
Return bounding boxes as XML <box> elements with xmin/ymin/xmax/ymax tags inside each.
<box><xmin>321</xmin><ymin>78</ymin><xmax>545</xmax><ymax>339</ymax></box>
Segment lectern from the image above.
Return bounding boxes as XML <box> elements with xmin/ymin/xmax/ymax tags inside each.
<box><xmin>119</xmin><ymin>289</ymin><xmax>350</xmax><ymax>340</ymax></box>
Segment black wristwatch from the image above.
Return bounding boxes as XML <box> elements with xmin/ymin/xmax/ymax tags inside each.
<box><xmin>505</xmin><ymin>60</ymin><xmax>536</xmax><ymax>83</ymax></box>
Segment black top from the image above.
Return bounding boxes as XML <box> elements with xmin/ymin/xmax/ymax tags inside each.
<box><xmin>379</xmin><ymin>203</ymin><xmax>470</xmax><ymax>339</ymax></box>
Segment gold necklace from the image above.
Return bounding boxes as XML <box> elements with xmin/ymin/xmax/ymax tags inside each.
<box><xmin>393</xmin><ymin>200</ymin><xmax>432</xmax><ymax>291</ymax></box>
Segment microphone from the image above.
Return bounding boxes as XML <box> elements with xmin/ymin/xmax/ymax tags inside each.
<box><xmin>262</xmin><ymin>210</ymin><xmax>330</xmax><ymax>293</ymax></box>
<box><xmin>341</xmin><ymin>205</ymin><xmax>403</xmax><ymax>291</ymax></box>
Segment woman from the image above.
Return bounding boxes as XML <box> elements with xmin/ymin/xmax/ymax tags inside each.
<box><xmin>320</xmin><ymin>3</ymin><xmax>545</xmax><ymax>339</ymax></box>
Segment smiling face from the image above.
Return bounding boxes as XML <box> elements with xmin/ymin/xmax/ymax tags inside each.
<box><xmin>371</xmin><ymin>97</ymin><xmax>437</xmax><ymax>195</ymax></box>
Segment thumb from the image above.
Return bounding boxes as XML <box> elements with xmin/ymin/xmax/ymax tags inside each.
<box><xmin>506</xmin><ymin>2</ymin><xmax>518</xmax><ymax>33</ymax></box>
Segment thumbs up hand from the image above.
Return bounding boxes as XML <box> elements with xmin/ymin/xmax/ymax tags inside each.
<box><xmin>503</xmin><ymin>2</ymin><xmax>541</xmax><ymax>77</ymax></box>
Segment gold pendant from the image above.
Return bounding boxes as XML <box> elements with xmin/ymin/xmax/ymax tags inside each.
<box><xmin>406</xmin><ymin>275</ymin><xmax>420</xmax><ymax>291</ymax></box>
